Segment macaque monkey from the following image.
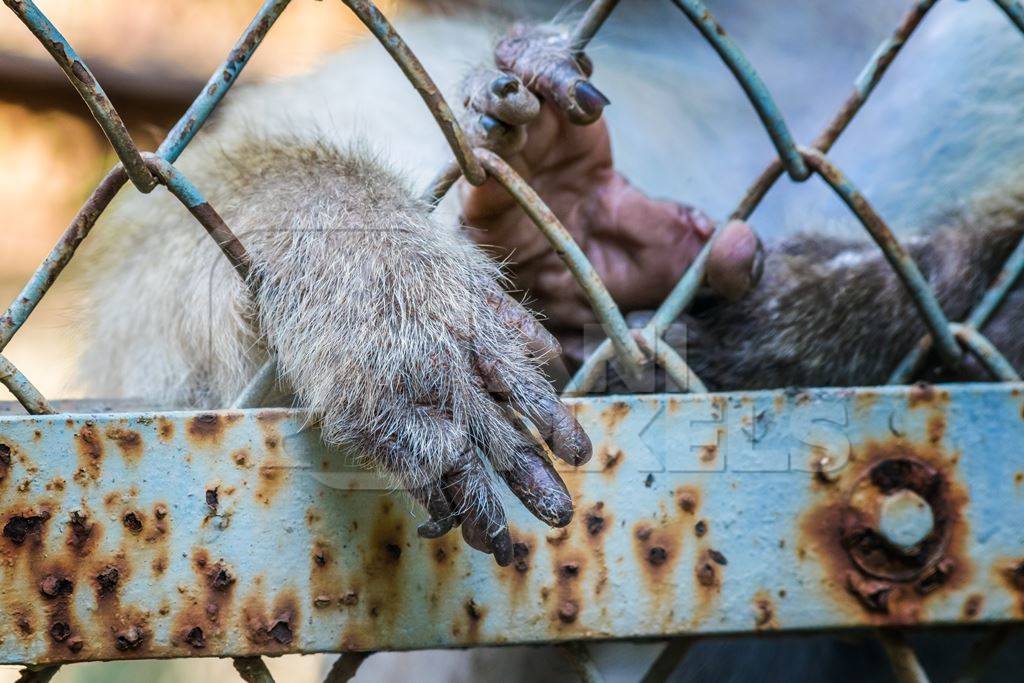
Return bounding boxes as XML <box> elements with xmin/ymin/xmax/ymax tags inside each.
<box><xmin>74</xmin><ymin>0</ymin><xmax>1024</xmax><ymax>679</ymax></box>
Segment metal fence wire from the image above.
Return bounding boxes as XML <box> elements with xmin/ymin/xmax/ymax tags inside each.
<box><xmin>2</xmin><ymin>0</ymin><xmax>1024</xmax><ymax>681</ymax></box>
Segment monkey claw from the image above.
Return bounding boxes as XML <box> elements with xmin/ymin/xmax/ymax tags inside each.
<box><xmin>0</xmin><ymin>383</ymin><xmax>1022</xmax><ymax>667</ymax></box>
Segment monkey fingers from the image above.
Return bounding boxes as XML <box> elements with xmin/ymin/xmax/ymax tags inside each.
<box><xmin>461</xmin><ymin>66</ymin><xmax>538</xmax><ymax>156</ymax></box>
<box><xmin>471</xmin><ymin>348</ymin><xmax>592</xmax><ymax>466</ymax></box>
<box><xmin>463</xmin><ymin>66</ymin><xmax>540</xmax><ymax>126</ymax></box>
<box><xmin>410</xmin><ymin>483</ymin><xmax>456</xmax><ymax>539</ymax></box>
<box><xmin>441</xmin><ymin>458</ymin><xmax>514</xmax><ymax>566</ymax></box>
<box><xmin>497</xmin><ymin>442</ymin><xmax>574</xmax><ymax>528</ymax></box>
<box><xmin>483</xmin><ymin>288</ymin><xmax>562</xmax><ymax>361</ymax></box>
<box><xmin>494</xmin><ymin>25</ymin><xmax>609</xmax><ymax>125</ymax></box>
<box><xmin>520</xmin><ymin>392</ymin><xmax>592</xmax><ymax>467</ymax></box>
<box><xmin>462</xmin><ymin>112</ymin><xmax>528</xmax><ymax>156</ymax></box>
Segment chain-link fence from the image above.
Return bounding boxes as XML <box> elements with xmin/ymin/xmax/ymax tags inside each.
<box><xmin>2</xmin><ymin>0</ymin><xmax>1023</xmax><ymax>680</ymax></box>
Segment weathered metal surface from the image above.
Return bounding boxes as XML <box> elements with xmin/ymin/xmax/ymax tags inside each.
<box><xmin>0</xmin><ymin>383</ymin><xmax>1021</xmax><ymax>665</ymax></box>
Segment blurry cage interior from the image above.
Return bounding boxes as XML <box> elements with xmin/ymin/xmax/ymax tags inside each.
<box><xmin>2</xmin><ymin>0</ymin><xmax>1024</xmax><ymax>682</ymax></box>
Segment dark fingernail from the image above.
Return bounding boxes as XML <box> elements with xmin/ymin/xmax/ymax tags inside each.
<box><xmin>574</xmin><ymin>81</ymin><xmax>610</xmax><ymax>117</ymax></box>
<box><xmin>479</xmin><ymin>114</ymin><xmax>508</xmax><ymax>135</ymax></box>
<box><xmin>490</xmin><ymin>74</ymin><xmax>520</xmax><ymax>97</ymax></box>
<box><xmin>417</xmin><ymin>517</ymin><xmax>453</xmax><ymax>539</ymax></box>
<box><xmin>501</xmin><ymin>452</ymin><xmax>574</xmax><ymax>527</ymax></box>
<box><xmin>490</xmin><ymin>527</ymin><xmax>513</xmax><ymax>567</ymax></box>
<box><xmin>750</xmin><ymin>237</ymin><xmax>765</xmax><ymax>289</ymax></box>
<box><xmin>552</xmin><ymin>409</ymin><xmax>592</xmax><ymax>466</ymax></box>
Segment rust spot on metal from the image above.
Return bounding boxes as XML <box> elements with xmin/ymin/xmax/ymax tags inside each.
<box><xmin>557</xmin><ymin>600</ymin><xmax>579</xmax><ymax>623</ymax></box>
<box><xmin>66</xmin><ymin>510</ymin><xmax>98</xmax><ymax>555</ymax></box>
<box><xmin>206</xmin><ymin>486</ymin><xmax>219</xmax><ymax>512</ymax></box>
<box><xmin>584</xmin><ymin>503</ymin><xmax>606</xmax><ymax>536</ymax></box>
<box><xmin>799</xmin><ymin>438</ymin><xmax>972</xmax><ymax>624</ymax></box>
<box><xmin>997</xmin><ymin>558</ymin><xmax>1024</xmax><ymax>615</ymax></box>
<box><xmin>908</xmin><ymin>381</ymin><xmax>947</xmax><ymax>409</ymax></box>
<box><xmin>926</xmin><ymin>415</ymin><xmax>945</xmax><ymax>445</ymax></box>
<box><xmin>105</xmin><ymin>425</ymin><xmax>143</xmax><ymax>463</ymax></box>
<box><xmin>601</xmin><ymin>400</ymin><xmax>630</xmax><ymax>433</ymax></box>
<box><xmin>184</xmin><ymin>625</ymin><xmax>206</xmax><ymax>649</ymax></box>
<box><xmin>122</xmin><ymin>510</ymin><xmax>143</xmax><ymax>534</ymax></box>
<box><xmin>3</xmin><ymin>510</ymin><xmax>51</xmax><ymax>545</ymax></box>
<box><xmin>647</xmin><ymin>546</ymin><xmax>668</xmax><ymax>565</ymax></box>
<box><xmin>463</xmin><ymin>598</ymin><xmax>486</xmax><ymax>640</ymax></box>
<box><xmin>74</xmin><ymin>423</ymin><xmax>104</xmax><ymax>483</ymax></box>
<box><xmin>358</xmin><ymin>501</ymin><xmax>408</xmax><ymax>627</ymax></box>
<box><xmin>114</xmin><ymin>624</ymin><xmax>146</xmax><ymax>651</ymax></box>
<box><xmin>241</xmin><ymin>589</ymin><xmax>299</xmax><ymax>648</ymax></box>
<box><xmin>186</xmin><ymin>413</ymin><xmax>240</xmax><ymax>446</ymax></box>
<box><xmin>634</xmin><ymin>517</ymin><xmax>683</xmax><ymax>593</ymax></box>
<box><xmin>49</xmin><ymin>621</ymin><xmax>71</xmax><ymax>642</ymax></box>
<box><xmin>255</xmin><ymin>419</ymin><xmax>288</xmax><ymax>506</ymax></box>
<box><xmin>753</xmin><ymin>591</ymin><xmax>778</xmax><ymax>629</ymax></box>
<box><xmin>232</xmin><ymin>449</ymin><xmax>251</xmax><ymax>468</ymax></box>
<box><xmin>601</xmin><ymin>448</ymin><xmax>623</xmax><ymax>472</ymax></box>
<box><xmin>39</xmin><ymin>574</ymin><xmax>73</xmax><ymax>598</ymax></box>
<box><xmin>95</xmin><ymin>565</ymin><xmax>119</xmax><ymax>596</ymax></box>
<box><xmin>559</xmin><ymin>561</ymin><xmax>580</xmax><ymax>577</ymax></box>
<box><xmin>677</xmin><ymin>488</ymin><xmax>700</xmax><ymax>514</ymax></box>
<box><xmin>0</xmin><ymin>442</ymin><xmax>11</xmax><ymax>481</ymax></box>
<box><xmin>962</xmin><ymin>594</ymin><xmax>983</xmax><ymax>620</ymax></box>
<box><xmin>157</xmin><ymin>417</ymin><xmax>175</xmax><ymax>442</ymax></box>
<box><xmin>696</xmin><ymin>550</ymin><xmax>720</xmax><ymax>588</ymax></box>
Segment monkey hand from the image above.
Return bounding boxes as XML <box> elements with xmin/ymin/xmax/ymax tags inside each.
<box><xmin>458</xmin><ymin>25</ymin><xmax>762</xmax><ymax>358</ymax></box>
<box><xmin>246</xmin><ymin>150</ymin><xmax>591</xmax><ymax>565</ymax></box>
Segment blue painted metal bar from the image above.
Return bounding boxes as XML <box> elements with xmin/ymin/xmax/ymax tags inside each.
<box><xmin>0</xmin><ymin>167</ymin><xmax>128</xmax><ymax>354</ymax></box>
<box><xmin>0</xmin><ymin>382</ymin><xmax>1021</xmax><ymax>664</ymax></box>
<box><xmin>951</xmin><ymin>324</ymin><xmax>1021</xmax><ymax>382</ymax></box>
<box><xmin>1</xmin><ymin>0</ymin><xmax>156</xmax><ymax>192</ymax></box>
<box><xmin>570</xmin><ymin>0</ymin><xmax>622</xmax><ymax>48</ymax></box>
<box><xmin>0</xmin><ymin>0</ymin><xmax>289</xmax><ymax>354</ymax></box>
<box><xmin>669</xmin><ymin>0</ymin><xmax>809</xmax><ymax>181</ymax></box>
<box><xmin>157</xmin><ymin>0</ymin><xmax>292</xmax><ymax>163</ymax></box>
<box><xmin>0</xmin><ymin>356</ymin><xmax>53</xmax><ymax>416</ymax></box>
<box><xmin>890</xmin><ymin>220</ymin><xmax>1024</xmax><ymax>385</ymax></box>
<box><xmin>142</xmin><ymin>155</ymin><xmax>252</xmax><ymax>280</ymax></box>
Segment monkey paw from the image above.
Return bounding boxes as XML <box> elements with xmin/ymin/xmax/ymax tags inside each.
<box><xmin>360</xmin><ymin>286</ymin><xmax>592</xmax><ymax>566</ymax></box>
<box><xmin>460</xmin><ymin>25</ymin><xmax>606</xmax><ymax>155</ymax></box>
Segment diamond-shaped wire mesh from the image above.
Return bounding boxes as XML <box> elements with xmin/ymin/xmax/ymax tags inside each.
<box><xmin>2</xmin><ymin>0</ymin><xmax>1024</xmax><ymax>680</ymax></box>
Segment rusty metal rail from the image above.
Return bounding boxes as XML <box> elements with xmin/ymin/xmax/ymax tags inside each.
<box><xmin>0</xmin><ymin>383</ymin><xmax>1023</xmax><ymax>664</ymax></box>
<box><xmin>2</xmin><ymin>0</ymin><xmax>1024</xmax><ymax>680</ymax></box>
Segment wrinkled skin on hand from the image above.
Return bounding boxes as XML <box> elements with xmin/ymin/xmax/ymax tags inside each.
<box><xmin>460</xmin><ymin>25</ymin><xmax>762</xmax><ymax>361</ymax></box>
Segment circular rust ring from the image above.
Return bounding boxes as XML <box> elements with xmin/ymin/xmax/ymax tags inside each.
<box><xmin>839</xmin><ymin>457</ymin><xmax>951</xmax><ymax>582</ymax></box>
